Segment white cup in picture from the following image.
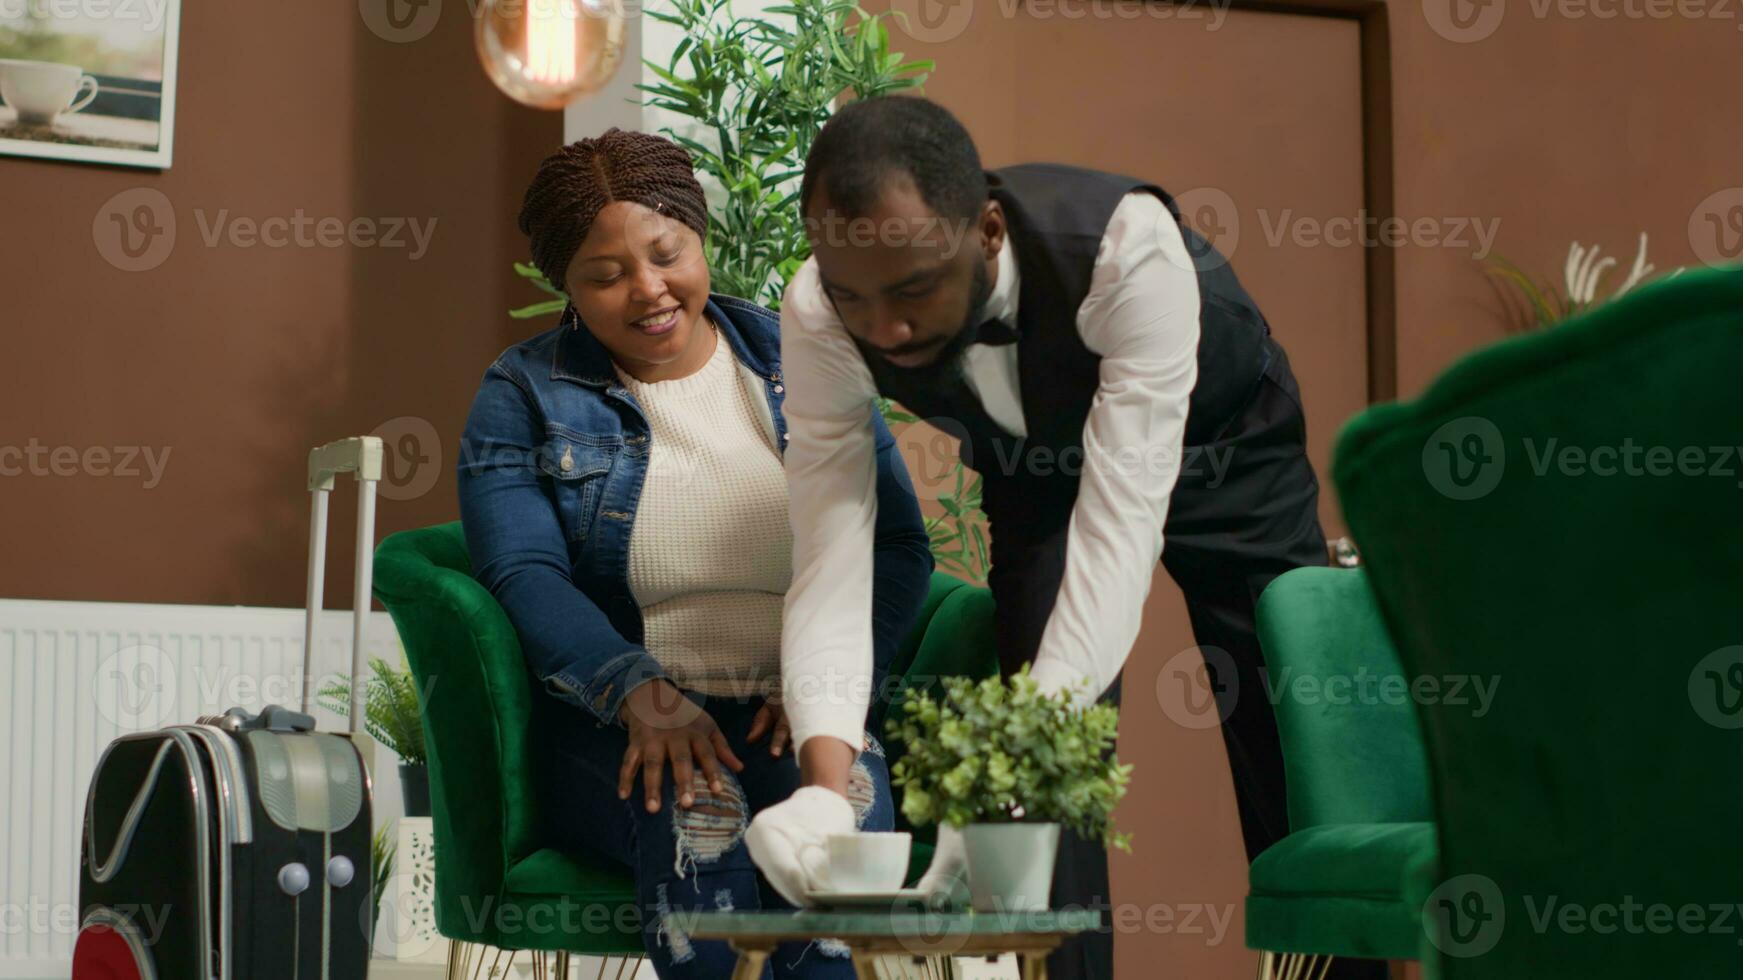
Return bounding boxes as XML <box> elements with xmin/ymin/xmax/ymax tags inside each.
<box><xmin>826</xmin><ymin>832</ymin><xmax>911</xmax><ymax>893</ymax></box>
<box><xmin>0</xmin><ymin>59</ymin><xmax>100</xmax><ymax>126</ymax></box>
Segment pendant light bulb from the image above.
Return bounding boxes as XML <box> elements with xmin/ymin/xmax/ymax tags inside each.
<box><xmin>475</xmin><ymin>0</ymin><xmax>625</xmax><ymax>109</ymax></box>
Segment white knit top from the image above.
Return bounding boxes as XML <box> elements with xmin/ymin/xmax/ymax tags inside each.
<box><xmin>613</xmin><ymin>328</ymin><xmax>792</xmax><ymax>696</ymax></box>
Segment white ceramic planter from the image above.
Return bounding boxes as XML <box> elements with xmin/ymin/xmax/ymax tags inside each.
<box><xmin>962</xmin><ymin>822</ymin><xmax>1060</xmax><ymax>912</ymax></box>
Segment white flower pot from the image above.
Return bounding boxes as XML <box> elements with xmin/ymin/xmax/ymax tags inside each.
<box><xmin>962</xmin><ymin>822</ymin><xmax>1060</xmax><ymax>912</ymax></box>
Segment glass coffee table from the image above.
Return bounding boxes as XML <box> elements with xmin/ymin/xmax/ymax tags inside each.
<box><xmin>684</xmin><ymin>907</ymin><xmax>1102</xmax><ymax>979</ymax></box>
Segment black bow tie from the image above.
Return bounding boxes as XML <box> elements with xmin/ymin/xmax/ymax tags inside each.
<box><xmin>973</xmin><ymin>316</ymin><xmax>1020</xmax><ymax>346</ymax></box>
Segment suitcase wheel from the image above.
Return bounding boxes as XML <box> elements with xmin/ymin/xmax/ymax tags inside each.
<box><xmin>72</xmin><ymin>909</ymin><xmax>156</xmax><ymax>980</ymax></box>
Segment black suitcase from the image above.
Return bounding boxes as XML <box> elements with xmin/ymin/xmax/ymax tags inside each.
<box><xmin>74</xmin><ymin>438</ymin><xmax>385</xmax><ymax>980</ymax></box>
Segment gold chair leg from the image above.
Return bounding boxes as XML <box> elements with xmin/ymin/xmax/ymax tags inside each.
<box><xmin>444</xmin><ymin>940</ymin><xmax>525</xmax><ymax>979</ymax></box>
<box><xmin>525</xmin><ymin>950</ymin><xmax>577</xmax><ymax>980</ymax></box>
<box><xmin>538</xmin><ymin>951</ymin><xmax>637</xmax><ymax>980</ymax></box>
<box><xmin>1257</xmin><ymin>950</ymin><xmax>1336</xmax><ymax>980</ymax></box>
<box><xmin>1259</xmin><ymin>951</ymin><xmax>1335</xmax><ymax>980</ymax></box>
<box><xmin>447</xmin><ymin>941</ymin><xmax>472</xmax><ymax>980</ymax></box>
<box><xmin>1258</xmin><ymin>950</ymin><xmax>1294</xmax><ymax>980</ymax></box>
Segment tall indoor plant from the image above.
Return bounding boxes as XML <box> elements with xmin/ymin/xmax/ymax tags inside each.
<box><xmin>510</xmin><ymin>0</ymin><xmax>991</xmax><ymax>582</ymax></box>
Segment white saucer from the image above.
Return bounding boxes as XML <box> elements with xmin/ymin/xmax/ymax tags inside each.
<box><xmin>804</xmin><ymin>886</ymin><xmax>932</xmax><ymax>908</ymax></box>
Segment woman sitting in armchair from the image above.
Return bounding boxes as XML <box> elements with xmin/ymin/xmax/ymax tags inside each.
<box><xmin>457</xmin><ymin>128</ymin><xmax>934</xmax><ymax>979</ymax></box>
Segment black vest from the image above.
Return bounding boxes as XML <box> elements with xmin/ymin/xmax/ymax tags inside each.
<box><xmin>864</xmin><ymin>163</ymin><xmax>1273</xmax><ymax>535</ymax></box>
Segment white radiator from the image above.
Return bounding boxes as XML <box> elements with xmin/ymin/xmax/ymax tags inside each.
<box><xmin>0</xmin><ymin>599</ymin><xmax>402</xmax><ymax>979</ymax></box>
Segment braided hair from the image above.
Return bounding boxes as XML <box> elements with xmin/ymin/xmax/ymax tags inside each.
<box><xmin>517</xmin><ymin>128</ymin><xmax>709</xmax><ymax>293</ymax></box>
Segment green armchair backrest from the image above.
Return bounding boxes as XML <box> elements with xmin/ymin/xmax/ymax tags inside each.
<box><xmin>373</xmin><ymin>522</ymin><xmax>545</xmax><ymax>930</ymax></box>
<box><xmin>1256</xmin><ymin>565</ymin><xmax>1431</xmax><ymax>830</ymax></box>
<box><xmin>1333</xmin><ymin>266</ymin><xmax>1743</xmax><ymax>976</ymax></box>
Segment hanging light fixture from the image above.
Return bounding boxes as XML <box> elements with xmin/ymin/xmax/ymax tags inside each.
<box><xmin>475</xmin><ymin>0</ymin><xmax>626</xmax><ymax>109</ymax></box>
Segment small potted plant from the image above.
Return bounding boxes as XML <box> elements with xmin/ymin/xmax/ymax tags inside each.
<box><xmin>318</xmin><ymin>655</ymin><xmax>431</xmax><ymax>817</ymax></box>
<box><xmin>369</xmin><ymin>823</ymin><xmax>397</xmax><ymax>945</ymax></box>
<box><xmin>886</xmin><ymin>667</ymin><xmax>1133</xmax><ymax>912</ymax></box>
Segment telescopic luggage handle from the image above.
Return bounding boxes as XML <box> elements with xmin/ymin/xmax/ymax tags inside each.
<box><xmin>300</xmin><ymin>436</ymin><xmax>385</xmax><ymax>733</ymax></box>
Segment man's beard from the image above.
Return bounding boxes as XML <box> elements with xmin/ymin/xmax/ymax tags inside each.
<box><xmin>852</xmin><ymin>259</ymin><xmax>992</xmax><ymax>385</ymax></box>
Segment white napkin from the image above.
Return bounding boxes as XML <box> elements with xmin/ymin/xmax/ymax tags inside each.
<box><xmin>745</xmin><ymin>786</ymin><xmax>856</xmax><ymax>906</ymax></box>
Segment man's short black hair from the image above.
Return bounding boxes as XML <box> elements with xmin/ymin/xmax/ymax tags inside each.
<box><xmin>800</xmin><ymin>96</ymin><xmax>988</xmax><ymax>225</ymax></box>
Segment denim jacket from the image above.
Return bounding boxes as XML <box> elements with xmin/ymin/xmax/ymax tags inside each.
<box><xmin>457</xmin><ymin>294</ymin><xmax>934</xmax><ymax>727</ymax></box>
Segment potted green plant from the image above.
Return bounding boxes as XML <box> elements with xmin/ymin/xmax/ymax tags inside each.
<box><xmin>318</xmin><ymin>655</ymin><xmax>431</xmax><ymax>817</ymax></box>
<box><xmin>369</xmin><ymin>822</ymin><xmax>397</xmax><ymax>945</ymax></box>
<box><xmin>886</xmin><ymin>667</ymin><xmax>1132</xmax><ymax>912</ymax></box>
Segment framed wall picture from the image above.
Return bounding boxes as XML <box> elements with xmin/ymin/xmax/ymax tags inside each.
<box><xmin>0</xmin><ymin>0</ymin><xmax>181</xmax><ymax>169</ymax></box>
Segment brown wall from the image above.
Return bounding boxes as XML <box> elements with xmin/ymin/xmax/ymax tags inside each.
<box><xmin>1387</xmin><ymin>13</ymin><xmax>1741</xmax><ymax>394</ymax></box>
<box><xmin>0</xmin><ymin>1</ymin><xmax>560</xmax><ymax>608</ymax></box>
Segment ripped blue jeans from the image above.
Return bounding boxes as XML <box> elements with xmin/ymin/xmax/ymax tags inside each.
<box><xmin>537</xmin><ymin>691</ymin><xmax>894</xmax><ymax>979</ymax></box>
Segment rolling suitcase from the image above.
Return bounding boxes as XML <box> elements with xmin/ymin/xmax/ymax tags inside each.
<box><xmin>73</xmin><ymin>437</ymin><xmax>385</xmax><ymax>980</ymax></box>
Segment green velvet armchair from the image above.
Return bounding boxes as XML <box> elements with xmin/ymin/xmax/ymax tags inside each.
<box><xmin>1246</xmin><ymin>564</ymin><xmax>1436</xmax><ymax>979</ymax></box>
<box><xmin>1333</xmin><ymin>266</ymin><xmax>1743</xmax><ymax>977</ymax></box>
<box><xmin>372</xmin><ymin>521</ymin><xmax>997</xmax><ymax>975</ymax></box>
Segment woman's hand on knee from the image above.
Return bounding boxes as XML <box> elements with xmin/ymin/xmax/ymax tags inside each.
<box><xmin>616</xmin><ymin>679</ymin><xmax>744</xmax><ymax>814</ymax></box>
<box><xmin>746</xmin><ymin>697</ymin><xmax>791</xmax><ymax>757</ymax></box>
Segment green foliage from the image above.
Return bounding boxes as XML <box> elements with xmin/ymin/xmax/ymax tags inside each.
<box><xmin>317</xmin><ymin>656</ymin><xmax>427</xmax><ymax>766</ymax></box>
<box><xmin>880</xmin><ymin>399</ymin><xmax>988</xmax><ymax>582</ymax></box>
<box><xmin>369</xmin><ymin>822</ymin><xmax>397</xmax><ymax>941</ymax></box>
<box><xmin>637</xmin><ymin>0</ymin><xmax>932</xmax><ymax>309</ymax></box>
<box><xmin>1485</xmin><ymin>254</ymin><xmax>1585</xmax><ymax>329</ymax></box>
<box><xmin>508</xmin><ymin>261</ymin><xmax>569</xmax><ymax>320</ymax></box>
<box><xmin>886</xmin><ymin>667</ymin><xmax>1133</xmax><ymax>851</ymax></box>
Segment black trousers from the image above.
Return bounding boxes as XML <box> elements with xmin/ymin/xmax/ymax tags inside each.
<box><xmin>986</xmin><ymin>344</ymin><xmax>1343</xmax><ymax>980</ymax></box>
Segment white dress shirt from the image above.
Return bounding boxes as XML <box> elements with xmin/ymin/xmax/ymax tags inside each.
<box><xmin>778</xmin><ymin>191</ymin><xmax>1203</xmax><ymax>753</ymax></box>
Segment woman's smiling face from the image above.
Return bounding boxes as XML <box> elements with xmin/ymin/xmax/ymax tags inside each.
<box><xmin>565</xmin><ymin>200</ymin><xmax>713</xmax><ymax>382</ymax></box>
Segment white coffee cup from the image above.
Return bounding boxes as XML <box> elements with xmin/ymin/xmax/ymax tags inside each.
<box><xmin>825</xmin><ymin>832</ymin><xmax>911</xmax><ymax>893</ymax></box>
<box><xmin>0</xmin><ymin>59</ymin><xmax>100</xmax><ymax>126</ymax></box>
